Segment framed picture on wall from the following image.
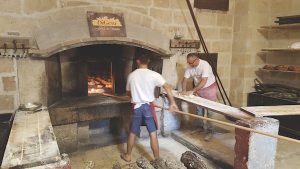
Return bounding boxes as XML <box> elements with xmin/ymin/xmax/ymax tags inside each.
<box><xmin>194</xmin><ymin>0</ymin><xmax>229</xmax><ymax>11</ymax></box>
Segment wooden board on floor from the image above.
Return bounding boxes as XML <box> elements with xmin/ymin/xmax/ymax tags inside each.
<box><xmin>171</xmin><ymin>90</ymin><xmax>253</xmax><ymax>120</ymax></box>
<box><xmin>1</xmin><ymin>109</ymin><xmax>61</xmax><ymax>169</ymax></box>
<box><xmin>241</xmin><ymin>105</ymin><xmax>300</xmax><ymax>117</ymax></box>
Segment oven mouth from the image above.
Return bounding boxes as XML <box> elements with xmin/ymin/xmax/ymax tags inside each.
<box><xmin>87</xmin><ymin>61</ymin><xmax>114</xmax><ymax>96</ymax></box>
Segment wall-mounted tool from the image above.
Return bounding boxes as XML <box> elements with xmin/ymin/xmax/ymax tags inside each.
<box><xmin>0</xmin><ymin>37</ymin><xmax>34</xmax><ymax>58</ymax></box>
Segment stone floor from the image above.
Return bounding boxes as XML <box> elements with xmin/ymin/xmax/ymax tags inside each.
<box><xmin>69</xmin><ymin>121</ymin><xmax>300</xmax><ymax>169</ymax></box>
<box><xmin>172</xmin><ymin>122</ymin><xmax>300</xmax><ymax>169</ymax></box>
<box><xmin>69</xmin><ymin>136</ymin><xmax>217</xmax><ymax>169</ymax></box>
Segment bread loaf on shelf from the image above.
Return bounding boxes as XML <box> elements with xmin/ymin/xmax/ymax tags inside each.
<box><xmin>263</xmin><ymin>64</ymin><xmax>275</xmax><ymax>70</ymax></box>
<box><xmin>274</xmin><ymin>65</ymin><xmax>289</xmax><ymax>71</ymax></box>
<box><xmin>288</xmin><ymin>65</ymin><xmax>300</xmax><ymax>72</ymax></box>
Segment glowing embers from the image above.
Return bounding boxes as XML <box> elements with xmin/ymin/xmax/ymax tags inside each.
<box><xmin>87</xmin><ymin>61</ymin><xmax>114</xmax><ymax>96</ymax></box>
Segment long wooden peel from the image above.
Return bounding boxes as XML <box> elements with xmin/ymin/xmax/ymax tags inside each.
<box><xmin>99</xmin><ymin>93</ymin><xmax>131</xmax><ymax>101</ymax></box>
<box><xmin>155</xmin><ymin>105</ymin><xmax>300</xmax><ymax>144</ymax></box>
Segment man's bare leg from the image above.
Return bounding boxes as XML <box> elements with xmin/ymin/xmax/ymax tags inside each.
<box><xmin>149</xmin><ymin>131</ymin><xmax>159</xmax><ymax>159</ymax></box>
<box><xmin>123</xmin><ymin>132</ymin><xmax>136</xmax><ymax>161</ymax></box>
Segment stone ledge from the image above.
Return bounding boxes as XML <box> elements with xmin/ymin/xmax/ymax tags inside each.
<box><xmin>30</xmin><ymin>37</ymin><xmax>171</xmax><ymax>58</ymax></box>
<box><xmin>1</xmin><ymin>109</ymin><xmax>63</xmax><ymax>169</ymax></box>
<box><xmin>48</xmin><ymin>95</ymin><xmax>131</xmax><ymax>126</ymax></box>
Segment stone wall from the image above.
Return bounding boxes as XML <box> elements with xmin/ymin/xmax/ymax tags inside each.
<box><xmin>230</xmin><ymin>0</ymin><xmax>300</xmax><ymax>107</ymax></box>
<box><xmin>0</xmin><ymin>0</ymin><xmax>236</xmax><ymax>112</ymax></box>
<box><xmin>230</xmin><ymin>0</ymin><xmax>269</xmax><ymax>106</ymax></box>
<box><xmin>0</xmin><ymin>58</ymin><xmax>18</xmax><ymax>114</ymax></box>
<box><xmin>2</xmin><ymin>0</ymin><xmax>298</xmax><ymax>110</ymax></box>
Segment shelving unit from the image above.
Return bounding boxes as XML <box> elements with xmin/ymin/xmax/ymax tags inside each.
<box><xmin>259</xmin><ymin>23</ymin><xmax>300</xmax><ymax>30</ymax></box>
<box><xmin>260</xmin><ymin>68</ymin><xmax>300</xmax><ymax>74</ymax></box>
<box><xmin>253</xmin><ymin>23</ymin><xmax>300</xmax><ymax>139</ymax></box>
<box><xmin>261</xmin><ymin>48</ymin><xmax>300</xmax><ymax>52</ymax></box>
<box><xmin>258</xmin><ymin>24</ymin><xmax>300</xmax><ymax>74</ymax></box>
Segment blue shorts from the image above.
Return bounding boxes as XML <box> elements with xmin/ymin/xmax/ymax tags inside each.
<box><xmin>130</xmin><ymin>104</ymin><xmax>157</xmax><ymax>135</ymax></box>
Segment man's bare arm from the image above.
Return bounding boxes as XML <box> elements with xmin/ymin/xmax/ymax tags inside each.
<box><xmin>180</xmin><ymin>77</ymin><xmax>191</xmax><ymax>95</ymax></box>
<box><xmin>162</xmin><ymin>83</ymin><xmax>179</xmax><ymax>112</ymax></box>
<box><xmin>182</xmin><ymin>77</ymin><xmax>188</xmax><ymax>92</ymax></box>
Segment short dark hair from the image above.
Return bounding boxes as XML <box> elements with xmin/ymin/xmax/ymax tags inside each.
<box><xmin>187</xmin><ymin>53</ymin><xmax>199</xmax><ymax>59</ymax></box>
<box><xmin>136</xmin><ymin>54</ymin><xmax>150</xmax><ymax>64</ymax></box>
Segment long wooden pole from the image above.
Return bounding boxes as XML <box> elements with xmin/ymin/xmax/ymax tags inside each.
<box><xmin>99</xmin><ymin>93</ymin><xmax>130</xmax><ymax>101</ymax></box>
<box><xmin>155</xmin><ymin>105</ymin><xmax>300</xmax><ymax>144</ymax></box>
<box><xmin>100</xmin><ymin>93</ymin><xmax>300</xmax><ymax>144</ymax></box>
<box><xmin>185</xmin><ymin>0</ymin><xmax>232</xmax><ymax>106</ymax></box>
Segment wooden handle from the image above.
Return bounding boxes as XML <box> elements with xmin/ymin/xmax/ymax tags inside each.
<box><xmin>155</xmin><ymin>105</ymin><xmax>300</xmax><ymax>144</ymax></box>
<box><xmin>99</xmin><ymin>93</ymin><xmax>131</xmax><ymax>101</ymax></box>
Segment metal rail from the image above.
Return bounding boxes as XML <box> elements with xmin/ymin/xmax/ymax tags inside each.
<box><xmin>185</xmin><ymin>0</ymin><xmax>232</xmax><ymax>106</ymax></box>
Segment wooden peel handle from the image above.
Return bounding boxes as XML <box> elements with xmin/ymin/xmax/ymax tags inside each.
<box><xmin>155</xmin><ymin>105</ymin><xmax>300</xmax><ymax>144</ymax></box>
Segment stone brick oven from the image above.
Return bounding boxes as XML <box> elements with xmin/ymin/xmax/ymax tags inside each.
<box><xmin>0</xmin><ymin>0</ymin><xmax>183</xmax><ymax>155</ymax></box>
<box><xmin>0</xmin><ymin>9</ymin><xmax>177</xmax><ymax>152</ymax></box>
<box><xmin>44</xmin><ymin>44</ymin><xmax>165</xmax><ymax>152</ymax></box>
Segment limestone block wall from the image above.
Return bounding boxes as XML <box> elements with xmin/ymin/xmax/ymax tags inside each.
<box><xmin>230</xmin><ymin>0</ymin><xmax>270</xmax><ymax>107</ymax></box>
<box><xmin>230</xmin><ymin>0</ymin><xmax>300</xmax><ymax>107</ymax></box>
<box><xmin>0</xmin><ymin>0</ymin><xmax>236</xmax><ymax>112</ymax></box>
<box><xmin>0</xmin><ymin>58</ymin><xmax>18</xmax><ymax>114</ymax></box>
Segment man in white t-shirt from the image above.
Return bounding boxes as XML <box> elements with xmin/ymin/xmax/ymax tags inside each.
<box><xmin>180</xmin><ymin>53</ymin><xmax>217</xmax><ymax>141</ymax></box>
<box><xmin>120</xmin><ymin>54</ymin><xmax>178</xmax><ymax>162</ymax></box>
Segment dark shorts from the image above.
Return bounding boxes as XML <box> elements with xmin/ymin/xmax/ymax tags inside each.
<box><xmin>130</xmin><ymin>104</ymin><xmax>157</xmax><ymax>135</ymax></box>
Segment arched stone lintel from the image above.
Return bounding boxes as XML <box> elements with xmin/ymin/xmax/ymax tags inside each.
<box><xmin>31</xmin><ymin>10</ymin><xmax>172</xmax><ymax>58</ymax></box>
<box><xmin>30</xmin><ymin>37</ymin><xmax>171</xmax><ymax>58</ymax></box>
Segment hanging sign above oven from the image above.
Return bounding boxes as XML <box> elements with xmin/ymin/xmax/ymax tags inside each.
<box><xmin>87</xmin><ymin>12</ymin><xmax>126</xmax><ymax>37</ymax></box>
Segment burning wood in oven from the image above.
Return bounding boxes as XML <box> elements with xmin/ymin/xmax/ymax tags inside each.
<box><xmin>88</xmin><ymin>75</ymin><xmax>113</xmax><ymax>95</ymax></box>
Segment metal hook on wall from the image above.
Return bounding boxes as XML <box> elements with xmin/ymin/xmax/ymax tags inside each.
<box><xmin>3</xmin><ymin>43</ymin><xmax>7</xmax><ymax>56</ymax></box>
<box><xmin>22</xmin><ymin>44</ymin><xmax>26</xmax><ymax>57</ymax></box>
<box><xmin>22</xmin><ymin>44</ymin><xmax>25</xmax><ymax>53</ymax></box>
<box><xmin>13</xmin><ymin>40</ymin><xmax>17</xmax><ymax>53</ymax></box>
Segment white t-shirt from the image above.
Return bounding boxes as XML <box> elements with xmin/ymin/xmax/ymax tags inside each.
<box><xmin>184</xmin><ymin>59</ymin><xmax>216</xmax><ymax>88</ymax></box>
<box><xmin>126</xmin><ymin>68</ymin><xmax>166</xmax><ymax>108</ymax></box>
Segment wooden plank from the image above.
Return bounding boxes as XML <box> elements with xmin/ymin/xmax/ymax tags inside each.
<box><xmin>171</xmin><ymin>90</ymin><xmax>252</xmax><ymax>120</ymax></box>
<box><xmin>260</xmin><ymin>23</ymin><xmax>300</xmax><ymax>29</ymax></box>
<box><xmin>260</xmin><ymin>68</ymin><xmax>300</xmax><ymax>74</ymax></box>
<box><xmin>1</xmin><ymin>109</ymin><xmax>61</xmax><ymax>169</ymax></box>
<box><xmin>241</xmin><ymin>105</ymin><xmax>300</xmax><ymax>117</ymax></box>
<box><xmin>261</xmin><ymin>48</ymin><xmax>300</xmax><ymax>52</ymax></box>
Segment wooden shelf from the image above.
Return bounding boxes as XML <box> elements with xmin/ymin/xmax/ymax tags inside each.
<box><xmin>259</xmin><ymin>23</ymin><xmax>300</xmax><ymax>30</ymax></box>
<box><xmin>258</xmin><ymin>24</ymin><xmax>300</xmax><ymax>76</ymax></box>
<box><xmin>261</xmin><ymin>48</ymin><xmax>300</xmax><ymax>52</ymax></box>
<box><xmin>260</xmin><ymin>68</ymin><xmax>300</xmax><ymax>74</ymax></box>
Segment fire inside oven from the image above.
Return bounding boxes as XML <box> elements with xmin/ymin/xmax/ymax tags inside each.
<box><xmin>87</xmin><ymin>61</ymin><xmax>114</xmax><ymax>96</ymax></box>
